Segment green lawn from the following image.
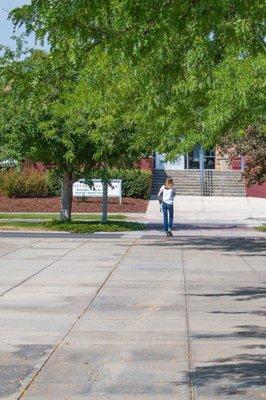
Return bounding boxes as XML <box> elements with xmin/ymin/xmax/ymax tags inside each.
<box><xmin>0</xmin><ymin>213</ymin><xmax>127</xmax><ymax>221</ymax></box>
<box><xmin>255</xmin><ymin>225</ymin><xmax>266</xmax><ymax>232</ymax></box>
<box><xmin>0</xmin><ymin>221</ymin><xmax>43</xmax><ymax>230</ymax></box>
<box><xmin>0</xmin><ymin>220</ymin><xmax>145</xmax><ymax>233</ymax></box>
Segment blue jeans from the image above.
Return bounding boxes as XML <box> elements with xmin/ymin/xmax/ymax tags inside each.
<box><xmin>162</xmin><ymin>202</ymin><xmax>174</xmax><ymax>232</ymax></box>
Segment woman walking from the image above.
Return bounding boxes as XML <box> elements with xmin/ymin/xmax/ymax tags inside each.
<box><xmin>158</xmin><ymin>177</ymin><xmax>176</xmax><ymax>237</ymax></box>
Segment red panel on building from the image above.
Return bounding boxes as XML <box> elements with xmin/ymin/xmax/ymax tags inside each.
<box><xmin>246</xmin><ymin>182</ymin><xmax>266</xmax><ymax>198</ymax></box>
<box><xmin>138</xmin><ymin>157</ymin><xmax>154</xmax><ymax>172</ymax></box>
<box><xmin>231</xmin><ymin>158</ymin><xmax>241</xmax><ymax>170</ymax></box>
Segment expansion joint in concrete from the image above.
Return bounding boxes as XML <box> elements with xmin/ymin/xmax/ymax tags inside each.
<box><xmin>0</xmin><ymin>239</ymin><xmax>41</xmax><ymax>259</ymax></box>
<box><xmin>0</xmin><ymin>239</ymin><xmax>90</xmax><ymax>300</ymax></box>
<box><xmin>181</xmin><ymin>249</ymin><xmax>195</xmax><ymax>400</ymax></box>
<box><xmin>17</xmin><ymin>238</ymin><xmax>138</xmax><ymax>399</ymax></box>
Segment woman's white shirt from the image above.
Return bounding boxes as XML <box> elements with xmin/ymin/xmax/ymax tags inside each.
<box><xmin>158</xmin><ymin>185</ymin><xmax>176</xmax><ymax>205</ymax></box>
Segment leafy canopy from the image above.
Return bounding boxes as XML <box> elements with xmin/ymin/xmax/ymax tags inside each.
<box><xmin>10</xmin><ymin>0</ymin><xmax>265</xmax><ymax>155</ymax></box>
<box><xmin>0</xmin><ymin>46</ymin><xmax>148</xmax><ymax>176</ymax></box>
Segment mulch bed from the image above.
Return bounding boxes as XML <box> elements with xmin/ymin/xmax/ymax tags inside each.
<box><xmin>0</xmin><ymin>196</ymin><xmax>148</xmax><ymax>213</ymax></box>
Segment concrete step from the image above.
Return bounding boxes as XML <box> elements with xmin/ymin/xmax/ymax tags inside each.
<box><xmin>152</xmin><ymin>179</ymin><xmax>201</xmax><ymax>182</ymax></box>
<box><xmin>211</xmin><ymin>194</ymin><xmax>246</xmax><ymax>196</ymax></box>
<box><xmin>152</xmin><ymin>182</ymin><xmax>201</xmax><ymax>185</ymax></box>
<box><xmin>151</xmin><ymin>169</ymin><xmax>246</xmax><ymax>197</ymax></box>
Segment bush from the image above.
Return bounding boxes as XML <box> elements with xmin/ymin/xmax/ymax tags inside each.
<box><xmin>84</xmin><ymin>169</ymin><xmax>152</xmax><ymax>199</ymax></box>
<box><xmin>0</xmin><ymin>169</ymin><xmax>49</xmax><ymax>198</ymax></box>
<box><xmin>48</xmin><ymin>168</ymin><xmax>152</xmax><ymax>199</ymax></box>
<box><xmin>109</xmin><ymin>169</ymin><xmax>152</xmax><ymax>199</ymax></box>
<box><xmin>0</xmin><ymin>168</ymin><xmax>152</xmax><ymax>199</ymax></box>
<box><xmin>46</xmin><ymin>169</ymin><xmax>62</xmax><ymax>196</ymax></box>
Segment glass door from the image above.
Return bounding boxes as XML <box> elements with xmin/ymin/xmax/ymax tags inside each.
<box><xmin>185</xmin><ymin>146</ymin><xmax>200</xmax><ymax>169</ymax></box>
<box><xmin>204</xmin><ymin>150</ymin><xmax>215</xmax><ymax>169</ymax></box>
<box><xmin>185</xmin><ymin>147</ymin><xmax>215</xmax><ymax>169</ymax></box>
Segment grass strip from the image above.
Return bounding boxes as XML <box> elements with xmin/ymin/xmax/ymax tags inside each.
<box><xmin>0</xmin><ymin>220</ymin><xmax>145</xmax><ymax>233</ymax></box>
<box><xmin>0</xmin><ymin>213</ymin><xmax>127</xmax><ymax>221</ymax></box>
<box><xmin>255</xmin><ymin>225</ymin><xmax>266</xmax><ymax>232</ymax></box>
<box><xmin>0</xmin><ymin>221</ymin><xmax>44</xmax><ymax>230</ymax></box>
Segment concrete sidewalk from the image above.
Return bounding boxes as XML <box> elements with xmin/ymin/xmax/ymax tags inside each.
<box><xmin>0</xmin><ymin>230</ymin><xmax>265</xmax><ymax>400</ymax></box>
<box><xmin>145</xmin><ymin>196</ymin><xmax>266</xmax><ymax>225</ymax></box>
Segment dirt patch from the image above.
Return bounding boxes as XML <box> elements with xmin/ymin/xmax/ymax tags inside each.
<box><xmin>0</xmin><ymin>196</ymin><xmax>148</xmax><ymax>213</ymax></box>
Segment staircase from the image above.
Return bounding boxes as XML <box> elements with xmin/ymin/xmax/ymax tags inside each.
<box><xmin>151</xmin><ymin>170</ymin><xmax>201</xmax><ymax>196</ymax></box>
<box><xmin>212</xmin><ymin>171</ymin><xmax>246</xmax><ymax>196</ymax></box>
<box><xmin>151</xmin><ymin>170</ymin><xmax>246</xmax><ymax>196</ymax></box>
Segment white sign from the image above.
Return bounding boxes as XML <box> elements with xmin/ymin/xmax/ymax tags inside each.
<box><xmin>73</xmin><ymin>179</ymin><xmax>122</xmax><ymax>204</ymax></box>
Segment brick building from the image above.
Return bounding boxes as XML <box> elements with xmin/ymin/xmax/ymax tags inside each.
<box><xmin>145</xmin><ymin>146</ymin><xmax>266</xmax><ymax>198</ymax></box>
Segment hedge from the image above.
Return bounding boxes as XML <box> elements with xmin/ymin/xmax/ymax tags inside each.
<box><xmin>0</xmin><ymin>168</ymin><xmax>152</xmax><ymax>199</ymax></box>
<box><xmin>107</xmin><ymin>169</ymin><xmax>152</xmax><ymax>199</ymax></box>
<box><xmin>0</xmin><ymin>169</ymin><xmax>49</xmax><ymax>198</ymax></box>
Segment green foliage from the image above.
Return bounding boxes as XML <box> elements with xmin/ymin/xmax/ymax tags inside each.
<box><xmin>0</xmin><ymin>44</ymin><xmax>149</xmax><ymax>220</ymax></box>
<box><xmin>84</xmin><ymin>169</ymin><xmax>152</xmax><ymax>199</ymax></box>
<box><xmin>205</xmin><ymin>54</ymin><xmax>266</xmax><ymax>143</ymax></box>
<box><xmin>255</xmin><ymin>226</ymin><xmax>266</xmax><ymax>232</ymax></box>
<box><xmin>219</xmin><ymin>125</ymin><xmax>266</xmax><ymax>185</ymax></box>
<box><xmin>0</xmin><ymin>169</ymin><xmax>49</xmax><ymax>198</ymax></box>
<box><xmin>45</xmin><ymin>168</ymin><xmax>152</xmax><ymax>199</ymax></box>
<box><xmin>0</xmin><ymin>50</ymin><xmax>97</xmax><ymax>174</ymax></box>
<box><xmin>0</xmin><ymin>47</ymin><xmax>148</xmax><ymax>173</ymax></box>
<box><xmin>43</xmin><ymin>220</ymin><xmax>145</xmax><ymax>233</ymax></box>
<box><xmin>46</xmin><ymin>170</ymin><xmax>62</xmax><ymax>196</ymax></box>
<box><xmin>0</xmin><ymin>168</ymin><xmax>151</xmax><ymax>199</ymax></box>
<box><xmin>108</xmin><ymin>169</ymin><xmax>152</xmax><ymax>199</ymax></box>
<box><xmin>0</xmin><ymin>220</ymin><xmax>145</xmax><ymax>233</ymax></box>
<box><xmin>9</xmin><ymin>0</ymin><xmax>265</xmax><ymax>155</ymax></box>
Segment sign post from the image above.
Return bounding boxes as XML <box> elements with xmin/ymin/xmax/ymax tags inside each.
<box><xmin>199</xmin><ymin>146</ymin><xmax>205</xmax><ymax>196</ymax></box>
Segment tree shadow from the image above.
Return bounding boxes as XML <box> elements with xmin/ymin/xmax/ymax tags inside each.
<box><xmin>142</xmin><ymin>236</ymin><xmax>266</xmax><ymax>254</ymax></box>
<box><xmin>191</xmin><ymin>325</ymin><xmax>266</xmax><ymax>341</ymax></box>
<box><xmin>191</xmin><ymin>353</ymin><xmax>266</xmax><ymax>396</ymax></box>
<box><xmin>211</xmin><ymin>309</ymin><xmax>266</xmax><ymax>317</ymax></box>
<box><xmin>147</xmin><ymin>222</ymin><xmax>245</xmax><ymax>231</ymax></box>
<box><xmin>182</xmin><ymin>325</ymin><xmax>266</xmax><ymax>397</ymax></box>
<box><xmin>191</xmin><ymin>286</ymin><xmax>266</xmax><ymax>301</ymax></box>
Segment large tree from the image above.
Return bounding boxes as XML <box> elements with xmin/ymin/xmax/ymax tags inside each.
<box><xmin>0</xmin><ymin>47</ymin><xmax>148</xmax><ymax>221</ymax></box>
<box><xmin>10</xmin><ymin>0</ymin><xmax>265</xmax><ymax>155</ymax></box>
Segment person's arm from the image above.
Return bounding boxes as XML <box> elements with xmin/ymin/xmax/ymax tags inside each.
<box><xmin>158</xmin><ymin>185</ymin><xmax>164</xmax><ymax>202</ymax></box>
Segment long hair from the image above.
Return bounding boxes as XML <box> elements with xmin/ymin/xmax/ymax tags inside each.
<box><xmin>165</xmin><ymin>177</ymin><xmax>174</xmax><ymax>189</ymax></box>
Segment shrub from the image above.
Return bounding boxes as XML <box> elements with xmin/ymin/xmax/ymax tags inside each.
<box><xmin>109</xmin><ymin>169</ymin><xmax>152</xmax><ymax>199</ymax></box>
<box><xmin>0</xmin><ymin>172</ymin><xmax>4</xmax><ymax>194</ymax></box>
<box><xmin>46</xmin><ymin>169</ymin><xmax>62</xmax><ymax>196</ymax></box>
<box><xmin>0</xmin><ymin>169</ymin><xmax>49</xmax><ymax>197</ymax></box>
<box><xmin>87</xmin><ymin>169</ymin><xmax>152</xmax><ymax>199</ymax></box>
<box><xmin>0</xmin><ymin>168</ymin><xmax>152</xmax><ymax>199</ymax></box>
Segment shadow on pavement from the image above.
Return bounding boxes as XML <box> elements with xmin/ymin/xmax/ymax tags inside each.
<box><xmin>184</xmin><ymin>325</ymin><xmax>266</xmax><ymax>397</ymax></box>
<box><xmin>146</xmin><ymin>223</ymin><xmax>244</xmax><ymax>230</ymax></box>
<box><xmin>190</xmin><ymin>352</ymin><xmax>266</xmax><ymax>397</ymax></box>
<box><xmin>191</xmin><ymin>286</ymin><xmax>266</xmax><ymax>301</ymax></box>
<box><xmin>141</xmin><ymin>236</ymin><xmax>266</xmax><ymax>254</ymax></box>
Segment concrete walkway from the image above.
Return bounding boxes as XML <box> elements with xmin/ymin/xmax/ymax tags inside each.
<box><xmin>145</xmin><ymin>196</ymin><xmax>266</xmax><ymax>225</ymax></box>
<box><xmin>0</xmin><ymin>229</ymin><xmax>265</xmax><ymax>399</ymax></box>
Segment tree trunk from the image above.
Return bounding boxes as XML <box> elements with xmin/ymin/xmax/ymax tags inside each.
<box><xmin>60</xmin><ymin>172</ymin><xmax>73</xmax><ymax>222</ymax></box>
<box><xmin>101</xmin><ymin>180</ymin><xmax>108</xmax><ymax>224</ymax></box>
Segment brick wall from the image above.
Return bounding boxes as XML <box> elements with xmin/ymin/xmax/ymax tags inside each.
<box><xmin>246</xmin><ymin>182</ymin><xmax>266</xmax><ymax>198</ymax></box>
<box><xmin>139</xmin><ymin>157</ymin><xmax>154</xmax><ymax>172</ymax></box>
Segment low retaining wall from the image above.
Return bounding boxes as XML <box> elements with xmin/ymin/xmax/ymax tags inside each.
<box><xmin>246</xmin><ymin>182</ymin><xmax>266</xmax><ymax>198</ymax></box>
